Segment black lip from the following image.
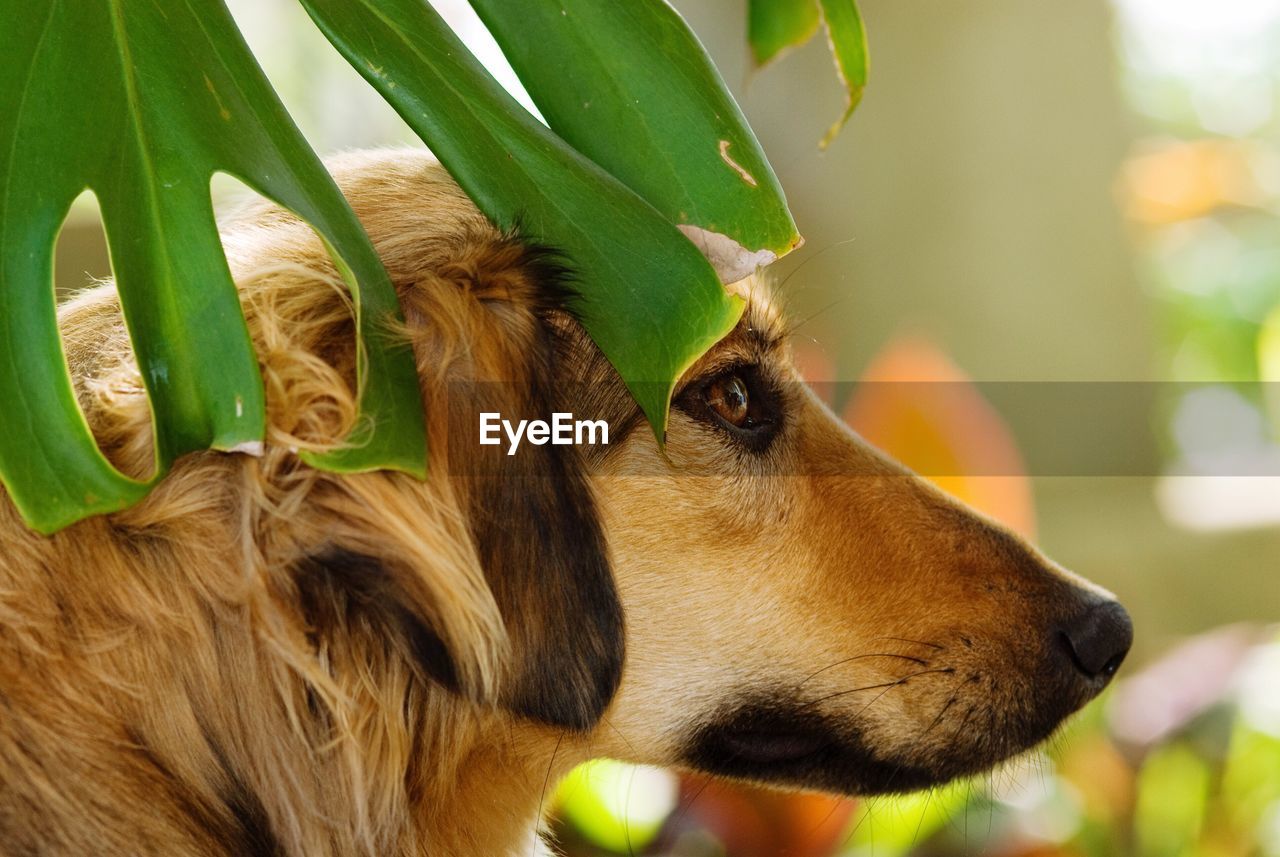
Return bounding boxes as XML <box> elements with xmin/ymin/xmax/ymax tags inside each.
<box><xmin>700</xmin><ymin>724</ymin><xmax>830</xmax><ymax>767</ymax></box>
<box><xmin>681</xmin><ymin>685</ymin><xmax>1085</xmax><ymax>797</ymax></box>
<box><xmin>683</xmin><ymin>703</ymin><xmax>942</xmax><ymax>796</ymax></box>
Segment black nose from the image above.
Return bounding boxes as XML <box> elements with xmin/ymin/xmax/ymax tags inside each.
<box><xmin>1059</xmin><ymin>600</ymin><xmax>1133</xmax><ymax>681</ymax></box>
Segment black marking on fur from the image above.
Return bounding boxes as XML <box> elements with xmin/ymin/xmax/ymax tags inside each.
<box><xmin>205</xmin><ymin>738</ymin><xmax>285</xmax><ymax>857</ymax></box>
<box><xmin>295</xmin><ymin>549</ymin><xmax>460</xmax><ymax>691</ymax></box>
<box><xmin>448</xmin><ymin>243</ymin><xmax>627</xmax><ymax>730</ymax></box>
<box><xmin>223</xmin><ymin>780</ymin><xmax>284</xmax><ymax>857</ymax></box>
<box><xmin>123</xmin><ymin>725</ymin><xmax>222</xmax><ymax>843</ymax></box>
<box><xmin>463</xmin><ymin>455</ymin><xmax>624</xmax><ymax>731</ymax></box>
<box><xmin>509</xmin><ymin>236</ymin><xmax>581</xmax><ymax>314</ymax></box>
<box><xmin>684</xmin><ymin>677</ymin><xmax>1089</xmax><ymax>798</ymax></box>
<box><xmin>683</xmin><ymin>700</ymin><xmax>938</xmax><ymax>796</ymax></box>
<box><xmin>124</xmin><ymin>724</ymin><xmax>284</xmax><ymax>857</ymax></box>
<box><xmin>518</xmin><ymin>238</ymin><xmax>646</xmax><ymax>463</ymax></box>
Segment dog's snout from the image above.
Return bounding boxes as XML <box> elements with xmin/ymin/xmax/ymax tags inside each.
<box><xmin>1058</xmin><ymin>599</ymin><xmax>1133</xmax><ymax>682</ymax></box>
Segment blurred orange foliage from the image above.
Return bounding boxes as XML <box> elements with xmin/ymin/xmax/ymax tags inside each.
<box><xmin>1118</xmin><ymin>138</ymin><xmax>1269</xmax><ymax>225</ymax></box>
<box><xmin>842</xmin><ymin>336</ymin><xmax>1036</xmax><ymax>538</ymax></box>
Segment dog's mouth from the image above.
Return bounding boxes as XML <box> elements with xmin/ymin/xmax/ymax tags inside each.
<box><xmin>697</xmin><ymin>720</ymin><xmax>831</xmax><ymax>767</ymax></box>
<box><xmin>681</xmin><ymin>701</ymin><xmax>943</xmax><ymax>796</ymax></box>
<box><xmin>679</xmin><ymin>685</ymin><xmax>1084</xmax><ymax>797</ymax></box>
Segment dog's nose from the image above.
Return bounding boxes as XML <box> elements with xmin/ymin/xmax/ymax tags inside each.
<box><xmin>1058</xmin><ymin>599</ymin><xmax>1132</xmax><ymax>681</ymax></box>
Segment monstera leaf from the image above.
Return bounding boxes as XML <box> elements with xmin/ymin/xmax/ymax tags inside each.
<box><xmin>0</xmin><ymin>0</ymin><xmax>424</xmax><ymax>533</ymax></box>
<box><xmin>3</xmin><ymin>0</ymin><xmax>861</xmax><ymax>533</ymax></box>
<box><xmin>299</xmin><ymin>0</ymin><xmax>744</xmax><ymax>435</ymax></box>
<box><xmin>749</xmin><ymin>0</ymin><xmax>822</xmax><ymax>67</ymax></box>
<box><xmin>748</xmin><ymin>0</ymin><xmax>869</xmax><ymax>147</ymax></box>
<box><xmin>466</xmin><ymin>0</ymin><xmax>802</xmax><ymax>283</ymax></box>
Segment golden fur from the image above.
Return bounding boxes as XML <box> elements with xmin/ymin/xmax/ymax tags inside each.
<box><xmin>0</xmin><ymin>149</ymin><xmax>1129</xmax><ymax>856</ymax></box>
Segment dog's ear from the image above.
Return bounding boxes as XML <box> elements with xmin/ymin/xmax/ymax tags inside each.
<box><xmin>229</xmin><ymin>163</ymin><xmax>624</xmax><ymax>730</ymax></box>
<box><xmin>383</xmin><ymin>237</ymin><xmax>623</xmax><ymax>732</ymax></box>
<box><xmin>464</xmin><ymin>448</ymin><xmax>623</xmax><ymax>730</ymax></box>
<box><xmin>292</xmin><ymin>234</ymin><xmax>623</xmax><ymax>731</ymax></box>
<box><xmin>447</xmin><ymin>342</ymin><xmax>625</xmax><ymax>732</ymax></box>
<box><xmin>292</xmin><ymin>383</ymin><xmax>623</xmax><ymax>734</ymax></box>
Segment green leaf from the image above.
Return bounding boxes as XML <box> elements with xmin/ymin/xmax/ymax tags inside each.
<box><xmin>467</xmin><ymin>0</ymin><xmax>802</xmax><ymax>284</ymax></box>
<box><xmin>817</xmin><ymin>0</ymin><xmax>869</xmax><ymax>148</ymax></box>
<box><xmin>0</xmin><ymin>0</ymin><xmax>425</xmax><ymax>534</ymax></box>
<box><xmin>748</xmin><ymin>0</ymin><xmax>821</xmax><ymax>67</ymax></box>
<box><xmin>298</xmin><ymin>0</ymin><xmax>743</xmax><ymax>437</ymax></box>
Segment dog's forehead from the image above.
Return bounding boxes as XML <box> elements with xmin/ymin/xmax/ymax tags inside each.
<box><xmin>688</xmin><ymin>290</ymin><xmax>788</xmax><ymax>376</ymax></box>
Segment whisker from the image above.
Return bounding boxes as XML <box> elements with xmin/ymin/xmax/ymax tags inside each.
<box><xmin>799</xmin><ymin>667</ymin><xmax>956</xmax><ymax>713</ymax></box>
<box><xmin>601</xmin><ymin>714</ymin><xmax>640</xmax><ymax>757</ymax></box>
<box><xmin>923</xmin><ymin>692</ymin><xmax>960</xmax><ymax>738</ymax></box>
<box><xmin>841</xmin><ymin>794</ymin><xmax>881</xmax><ymax>849</ymax></box>
<box><xmin>951</xmin><ymin>703</ymin><xmax>979</xmax><ymax>741</ymax></box>
<box><xmin>911</xmin><ymin>786</ymin><xmax>936</xmax><ymax>850</ymax></box>
<box><xmin>796</xmin><ymin>679</ymin><xmax>901</xmax><ymax>712</ymax></box>
<box><xmin>965</xmin><ymin>778</ymin><xmax>974</xmax><ymax>853</ymax></box>
<box><xmin>793</xmin><ymin>651</ymin><xmax>930</xmax><ymax>691</ymax></box>
<box><xmin>801</xmin><ymin>795</ymin><xmax>847</xmax><ymax>848</ymax></box>
<box><xmin>774</xmin><ymin>237</ymin><xmax>861</xmax><ymax>294</ymax></box>
<box><xmin>623</xmin><ymin>763</ymin><xmax>638</xmax><ymax>857</ymax></box>
<box><xmin>667</xmin><ymin>775</ymin><xmax>712</xmax><ymax>832</ymax></box>
<box><xmin>876</xmin><ymin>636</ymin><xmax>945</xmax><ymax>651</ymax></box>
<box><xmin>986</xmin><ymin>769</ymin><xmax>996</xmax><ymax>842</ymax></box>
<box><xmin>781</xmin><ymin>297</ymin><xmax>851</xmax><ymax>339</ymax></box>
<box><xmin>535</xmin><ymin>734</ymin><xmax>564</xmax><ymax>837</ymax></box>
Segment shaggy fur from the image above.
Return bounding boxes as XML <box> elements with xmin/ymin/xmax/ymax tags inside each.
<box><xmin>0</xmin><ymin>149</ymin><xmax>1129</xmax><ymax>856</ymax></box>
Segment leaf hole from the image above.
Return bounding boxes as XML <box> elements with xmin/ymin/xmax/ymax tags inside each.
<box><xmin>55</xmin><ymin>191</ymin><xmax>157</xmax><ymax>481</ymax></box>
<box><xmin>54</xmin><ymin>190</ymin><xmax>110</xmax><ymax>301</ymax></box>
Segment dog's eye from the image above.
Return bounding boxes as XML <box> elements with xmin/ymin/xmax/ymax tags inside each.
<box><xmin>686</xmin><ymin>367</ymin><xmax>780</xmax><ymax>451</ymax></box>
<box><xmin>676</xmin><ymin>365</ymin><xmax>781</xmax><ymax>451</ymax></box>
<box><xmin>706</xmin><ymin>375</ymin><xmax>751</xmax><ymax>427</ymax></box>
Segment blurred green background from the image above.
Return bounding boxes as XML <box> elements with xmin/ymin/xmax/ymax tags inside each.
<box><xmin>52</xmin><ymin>1</ymin><xmax>1280</xmax><ymax>854</ymax></box>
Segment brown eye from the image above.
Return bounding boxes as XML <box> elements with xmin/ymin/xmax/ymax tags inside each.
<box><xmin>705</xmin><ymin>375</ymin><xmax>750</xmax><ymax>427</ymax></box>
<box><xmin>678</xmin><ymin>365</ymin><xmax>780</xmax><ymax>451</ymax></box>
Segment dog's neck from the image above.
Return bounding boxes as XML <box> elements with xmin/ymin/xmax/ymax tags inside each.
<box><xmin>426</xmin><ymin>721</ymin><xmax>586</xmax><ymax>857</ymax></box>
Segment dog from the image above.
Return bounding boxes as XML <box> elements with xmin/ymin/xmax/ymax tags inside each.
<box><xmin>0</xmin><ymin>149</ymin><xmax>1131</xmax><ymax>856</ymax></box>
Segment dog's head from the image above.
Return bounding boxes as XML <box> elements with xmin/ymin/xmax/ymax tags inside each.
<box><xmin>426</xmin><ymin>264</ymin><xmax>1128</xmax><ymax>796</ymax></box>
<box><xmin>247</xmin><ymin>152</ymin><xmax>1131</xmax><ymax>799</ymax></box>
<box><xmin>571</xmin><ymin>300</ymin><xmax>1132</xmax><ymax>794</ymax></box>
